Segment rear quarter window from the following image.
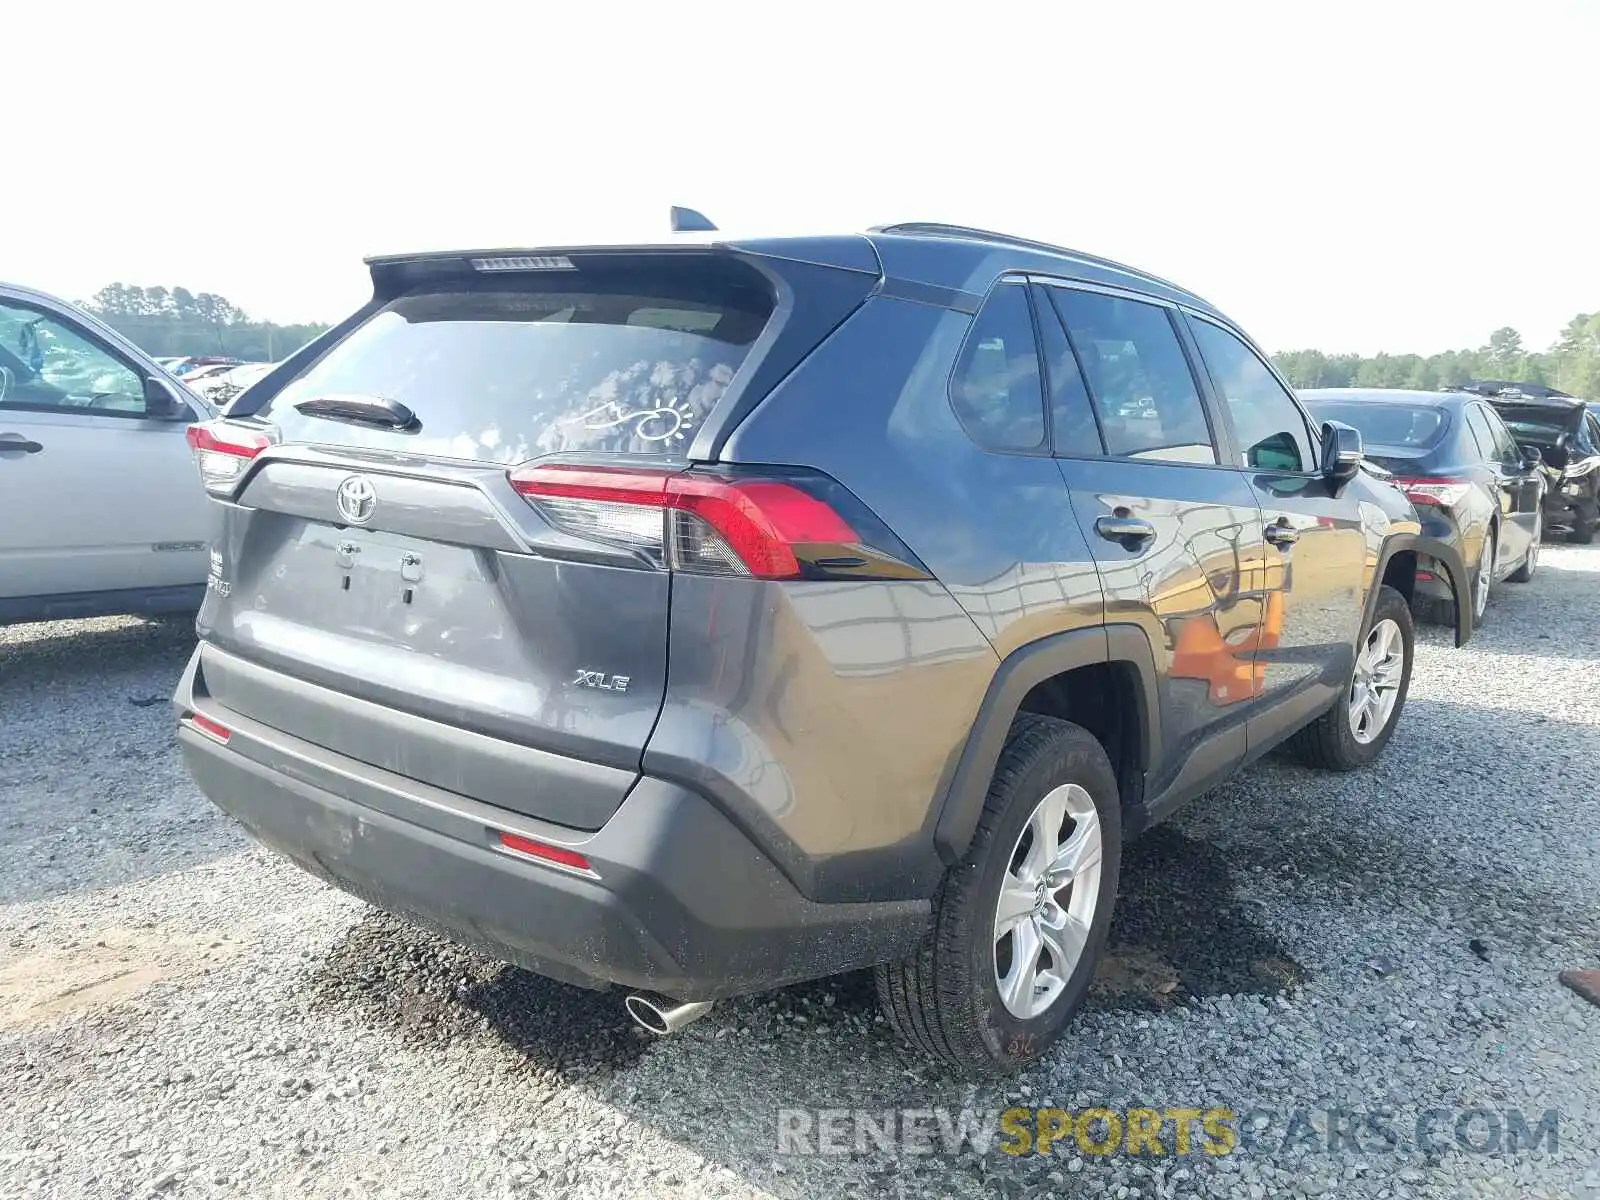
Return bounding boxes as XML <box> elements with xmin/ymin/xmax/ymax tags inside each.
<box><xmin>260</xmin><ymin>264</ymin><xmax>773</xmax><ymax>464</ymax></box>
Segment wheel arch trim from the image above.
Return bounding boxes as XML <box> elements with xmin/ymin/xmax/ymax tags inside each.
<box><xmin>1375</xmin><ymin>532</ymin><xmax>1472</xmax><ymax>647</ymax></box>
<box><xmin>931</xmin><ymin>625</ymin><xmax>1159</xmax><ymax>864</ymax></box>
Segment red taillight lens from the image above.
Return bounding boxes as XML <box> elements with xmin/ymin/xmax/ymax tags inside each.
<box><xmin>186</xmin><ymin>420</ymin><xmax>274</xmax><ymax>495</ymax></box>
<box><xmin>508</xmin><ymin>464</ymin><xmax>882</xmax><ymax>580</ymax></box>
<box><xmin>497</xmin><ymin>830</ymin><xmax>592</xmax><ymax>872</ymax></box>
<box><xmin>667</xmin><ymin>475</ymin><xmax>857</xmax><ymax>578</ymax></box>
<box><xmin>188</xmin><ymin>713</ymin><xmax>231</xmax><ymax>744</ymax></box>
<box><xmin>1394</xmin><ymin>477</ymin><xmax>1472</xmax><ymax>508</ymax></box>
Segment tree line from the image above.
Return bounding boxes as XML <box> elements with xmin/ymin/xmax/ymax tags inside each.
<box><xmin>1273</xmin><ymin>312</ymin><xmax>1600</xmax><ymax>398</ymax></box>
<box><xmin>85</xmin><ymin>283</ymin><xmax>330</xmax><ymax>363</ymax></box>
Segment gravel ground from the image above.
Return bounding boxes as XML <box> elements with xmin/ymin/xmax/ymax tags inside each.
<box><xmin>2</xmin><ymin>548</ymin><xmax>1598</xmax><ymax>1199</ymax></box>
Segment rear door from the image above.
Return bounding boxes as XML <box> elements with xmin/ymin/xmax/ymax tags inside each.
<box><xmin>1182</xmin><ymin>314</ymin><xmax>1368</xmax><ymax>747</ymax></box>
<box><xmin>194</xmin><ymin>253</ymin><xmax>811</xmax><ymax>830</ymax></box>
<box><xmin>1039</xmin><ymin>281</ymin><xmax>1265</xmax><ymax>809</ymax></box>
<box><xmin>0</xmin><ymin>296</ymin><xmax>209</xmax><ymax>599</ymax></box>
<box><xmin>1475</xmin><ymin>403</ymin><xmax>1541</xmax><ymax>564</ymax></box>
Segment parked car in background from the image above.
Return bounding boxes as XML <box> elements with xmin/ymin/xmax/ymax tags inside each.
<box><xmin>1302</xmin><ymin>388</ymin><xmax>1543</xmax><ymax>625</ymax></box>
<box><xmin>173</xmin><ymin>222</ymin><xmax>1470</xmax><ymax>1076</ymax></box>
<box><xmin>166</xmin><ymin>355</ymin><xmax>244</xmax><ymax>378</ymax></box>
<box><xmin>191</xmin><ymin>362</ymin><xmax>276</xmax><ymax>406</ymax></box>
<box><xmin>1464</xmin><ymin>385</ymin><xmax>1600</xmax><ymax>543</ymax></box>
<box><xmin>178</xmin><ymin>362</ymin><xmax>245</xmax><ymax>390</ymax></box>
<box><xmin>0</xmin><ymin>282</ymin><xmax>215</xmax><ymax>623</ymax></box>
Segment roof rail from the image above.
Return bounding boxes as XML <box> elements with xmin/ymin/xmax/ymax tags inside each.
<box><xmin>870</xmin><ymin>222</ymin><xmax>1191</xmax><ymax>297</ymax></box>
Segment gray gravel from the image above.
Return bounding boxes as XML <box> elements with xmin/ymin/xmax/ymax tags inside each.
<box><xmin>3</xmin><ymin>548</ymin><xmax>1599</xmax><ymax>1200</ymax></box>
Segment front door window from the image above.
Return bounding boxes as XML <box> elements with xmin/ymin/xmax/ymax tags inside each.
<box><xmin>0</xmin><ymin>302</ymin><xmax>145</xmax><ymax>415</ymax></box>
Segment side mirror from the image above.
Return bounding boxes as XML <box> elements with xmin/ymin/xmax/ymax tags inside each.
<box><xmin>1519</xmin><ymin>444</ymin><xmax>1544</xmax><ymax>470</ymax></box>
<box><xmin>143</xmin><ymin>374</ymin><xmax>192</xmax><ymax>421</ymax></box>
<box><xmin>1321</xmin><ymin>420</ymin><xmax>1363</xmax><ymax>488</ymax></box>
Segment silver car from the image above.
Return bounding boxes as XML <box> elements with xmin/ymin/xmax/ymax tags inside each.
<box><xmin>0</xmin><ymin>282</ymin><xmax>215</xmax><ymax>623</ymax></box>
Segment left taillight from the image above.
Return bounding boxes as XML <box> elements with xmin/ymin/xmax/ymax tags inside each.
<box><xmin>186</xmin><ymin>420</ymin><xmax>275</xmax><ymax>496</ymax></box>
<box><xmin>507</xmin><ymin>463</ymin><xmax>927</xmax><ymax>582</ymax></box>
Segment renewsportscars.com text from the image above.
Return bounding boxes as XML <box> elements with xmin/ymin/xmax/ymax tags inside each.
<box><xmin>776</xmin><ymin>1106</ymin><xmax>1561</xmax><ymax>1159</ymax></box>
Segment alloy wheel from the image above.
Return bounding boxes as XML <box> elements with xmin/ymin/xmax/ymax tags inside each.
<box><xmin>1348</xmin><ymin>617</ymin><xmax>1405</xmax><ymax>744</ymax></box>
<box><xmin>993</xmin><ymin>783</ymin><xmax>1103</xmax><ymax>1020</ymax></box>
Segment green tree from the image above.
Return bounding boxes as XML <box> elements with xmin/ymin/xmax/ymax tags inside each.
<box><xmin>83</xmin><ymin>282</ymin><xmax>329</xmax><ymax>363</ymax></box>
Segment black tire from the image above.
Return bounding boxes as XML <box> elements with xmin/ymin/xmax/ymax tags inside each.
<box><xmin>875</xmin><ymin>714</ymin><xmax>1121</xmax><ymax>1077</ymax></box>
<box><xmin>1410</xmin><ymin>595</ymin><xmax>1454</xmax><ymax>626</ymax></box>
<box><xmin>1570</xmin><ymin>502</ymin><xmax>1595</xmax><ymax>544</ymax></box>
<box><xmin>1508</xmin><ymin>518</ymin><xmax>1539</xmax><ymax>583</ymax></box>
<box><xmin>1470</xmin><ymin>527</ymin><xmax>1495</xmax><ymax>629</ymax></box>
<box><xmin>1287</xmin><ymin>584</ymin><xmax>1414</xmax><ymax>772</ymax></box>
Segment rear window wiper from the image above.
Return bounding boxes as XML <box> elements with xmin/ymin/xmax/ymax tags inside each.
<box><xmin>293</xmin><ymin>393</ymin><xmax>418</xmax><ymax>430</ymax></box>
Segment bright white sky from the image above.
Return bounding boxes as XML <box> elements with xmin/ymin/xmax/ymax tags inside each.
<box><xmin>7</xmin><ymin>0</ymin><xmax>1596</xmax><ymax>354</ymax></box>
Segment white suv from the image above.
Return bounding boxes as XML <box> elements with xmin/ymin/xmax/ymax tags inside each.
<box><xmin>0</xmin><ymin>282</ymin><xmax>215</xmax><ymax>623</ymax></box>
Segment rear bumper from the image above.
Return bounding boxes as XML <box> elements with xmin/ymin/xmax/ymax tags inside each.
<box><xmin>174</xmin><ymin>656</ymin><xmax>928</xmax><ymax>1000</ymax></box>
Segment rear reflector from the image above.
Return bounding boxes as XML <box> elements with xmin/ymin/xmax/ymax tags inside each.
<box><xmin>508</xmin><ymin>463</ymin><xmax>897</xmax><ymax>580</ymax></box>
<box><xmin>497</xmin><ymin>830</ymin><xmax>592</xmax><ymax>872</ymax></box>
<box><xmin>188</xmin><ymin>713</ymin><xmax>231</xmax><ymax>744</ymax></box>
<box><xmin>186</xmin><ymin>421</ymin><xmax>275</xmax><ymax>495</ymax></box>
<box><xmin>1393</xmin><ymin>477</ymin><xmax>1472</xmax><ymax>508</ymax></box>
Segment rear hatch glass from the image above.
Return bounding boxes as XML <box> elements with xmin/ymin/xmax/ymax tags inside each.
<box><xmin>202</xmin><ymin>258</ymin><xmax>778</xmax><ymax>831</ymax></box>
<box><xmin>260</xmin><ymin>259</ymin><xmax>774</xmax><ymax>463</ymax></box>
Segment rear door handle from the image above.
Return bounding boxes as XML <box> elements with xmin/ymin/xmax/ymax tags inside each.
<box><xmin>1265</xmin><ymin>521</ymin><xmax>1300</xmax><ymax>546</ymax></box>
<box><xmin>0</xmin><ymin>435</ymin><xmax>43</xmax><ymax>455</ymax></box>
<box><xmin>1095</xmin><ymin>515</ymin><xmax>1155</xmax><ymax>544</ymax></box>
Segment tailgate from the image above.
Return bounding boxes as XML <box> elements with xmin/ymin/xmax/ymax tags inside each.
<box><xmin>201</xmin><ymin>460</ymin><xmax>666</xmax><ymax>829</ymax></box>
<box><xmin>190</xmin><ymin>250</ymin><xmax>861</xmax><ymax>830</ymax></box>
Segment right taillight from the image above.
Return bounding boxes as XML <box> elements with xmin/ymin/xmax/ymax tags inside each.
<box><xmin>1394</xmin><ymin>477</ymin><xmax>1473</xmax><ymax>509</ymax></box>
<box><xmin>186</xmin><ymin>420</ymin><xmax>275</xmax><ymax>495</ymax></box>
<box><xmin>507</xmin><ymin>463</ymin><xmax>927</xmax><ymax>581</ymax></box>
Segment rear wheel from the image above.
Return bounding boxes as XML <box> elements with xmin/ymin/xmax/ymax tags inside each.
<box><xmin>1472</xmin><ymin>528</ymin><xmax>1496</xmax><ymax>626</ymax></box>
<box><xmin>1287</xmin><ymin>584</ymin><xmax>1414</xmax><ymax>772</ymax></box>
<box><xmin>1509</xmin><ymin>514</ymin><xmax>1540</xmax><ymax>583</ymax></box>
<box><xmin>876</xmin><ymin>714</ymin><xmax>1121</xmax><ymax>1077</ymax></box>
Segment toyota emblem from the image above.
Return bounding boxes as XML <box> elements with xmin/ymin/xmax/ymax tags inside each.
<box><xmin>335</xmin><ymin>475</ymin><xmax>378</xmax><ymax>525</ymax></box>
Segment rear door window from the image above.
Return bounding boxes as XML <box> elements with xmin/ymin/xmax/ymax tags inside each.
<box><xmin>1052</xmin><ymin>290</ymin><xmax>1216</xmax><ymax>464</ymax></box>
<box><xmin>1462</xmin><ymin>406</ymin><xmax>1496</xmax><ymax>461</ymax></box>
<box><xmin>260</xmin><ymin>262</ymin><xmax>774</xmax><ymax>464</ymax></box>
<box><xmin>948</xmin><ymin>280</ymin><xmax>1046</xmax><ymax>452</ymax></box>
<box><xmin>1479</xmin><ymin>406</ymin><xmax>1523</xmax><ymax>465</ymax></box>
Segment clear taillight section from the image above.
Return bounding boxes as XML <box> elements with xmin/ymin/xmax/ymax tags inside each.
<box><xmin>186</xmin><ymin>420</ymin><xmax>275</xmax><ymax>495</ymax></box>
<box><xmin>1394</xmin><ymin>477</ymin><xmax>1473</xmax><ymax>509</ymax></box>
<box><xmin>507</xmin><ymin>463</ymin><xmax>926</xmax><ymax>581</ymax></box>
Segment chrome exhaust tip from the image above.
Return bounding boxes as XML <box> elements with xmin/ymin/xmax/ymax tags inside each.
<box><xmin>624</xmin><ymin>992</ymin><xmax>713</xmax><ymax>1035</ymax></box>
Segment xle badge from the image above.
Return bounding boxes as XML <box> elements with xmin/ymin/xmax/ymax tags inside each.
<box><xmin>572</xmin><ymin>670</ymin><xmax>630</xmax><ymax>693</ymax></box>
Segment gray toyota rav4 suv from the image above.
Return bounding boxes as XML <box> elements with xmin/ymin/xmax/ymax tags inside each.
<box><xmin>175</xmin><ymin>223</ymin><xmax>1469</xmax><ymax>1075</ymax></box>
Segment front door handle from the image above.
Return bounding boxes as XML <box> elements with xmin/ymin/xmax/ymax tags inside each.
<box><xmin>1265</xmin><ymin>520</ymin><xmax>1300</xmax><ymax>547</ymax></box>
<box><xmin>0</xmin><ymin>435</ymin><xmax>43</xmax><ymax>455</ymax></box>
<box><xmin>1095</xmin><ymin>515</ymin><xmax>1155</xmax><ymax>544</ymax></box>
